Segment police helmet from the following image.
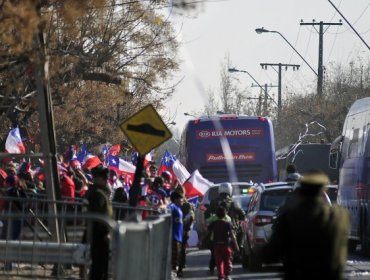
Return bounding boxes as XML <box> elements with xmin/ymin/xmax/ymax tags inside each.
<box><xmin>218</xmin><ymin>182</ymin><xmax>232</xmax><ymax>196</ymax></box>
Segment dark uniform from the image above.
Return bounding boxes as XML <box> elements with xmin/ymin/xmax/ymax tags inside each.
<box><xmin>86</xmin><ymin>167</ymin><xmax>113</xmax><ymax>280</ymax></box>
<box><xmin>261</xmin><ymin>171</ymin><xmax>350</xmax><ymax>280</ymax></box>
<box><xmin>178</xmin><ymin>199</ymin><xmax>195</xmax><ymax>274</ymax></box>
<box><xmin>172</xmin><ymin>185</ymin><xmax>194</xmax><ymax>276</ymax></box>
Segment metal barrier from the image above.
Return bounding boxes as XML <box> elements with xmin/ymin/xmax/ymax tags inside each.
<box><xmin>0</xmin><ymin>194</ymin><xmax>172</xmax><ymax>279</ymax></box>
<box><xmin>114</xmin><ymin>214</ymin><xmax>172</xmax><ymax>280</ymax></box>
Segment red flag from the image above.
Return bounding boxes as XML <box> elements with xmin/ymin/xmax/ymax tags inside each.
<box><xmin>109</xmin><ymin>144</ymin><xmax>121</xmax><ymax>156</ymax></box>
<box><xmin>183</xmin><ymin>170</ymin><xmax>213</xmax><ymax>198</ymax></box>
<box><xmin>82</xmin><ymin>155</ymin><xmax>102</xmax><ymax>170</ymax></box>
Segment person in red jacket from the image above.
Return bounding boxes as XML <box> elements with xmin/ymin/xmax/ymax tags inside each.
<box><xmin>60</xmin><ymin>173</ymin><xmax>75</xmax><ymax>201</ymax></box>
<box><xmin>208</xmin><ymin>205</ymin><xmax>239</xmax><ymax>280</ymax></box>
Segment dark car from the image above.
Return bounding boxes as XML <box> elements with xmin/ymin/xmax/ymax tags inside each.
<box><xmin>242</xmin><ymin>183</ymin><xmax>294</xmax><ymax>270</ymax></box>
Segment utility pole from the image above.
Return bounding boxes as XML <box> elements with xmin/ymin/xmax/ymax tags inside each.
<box><xmin>300</xmin><ymin>20</ymin><xmax>342</xmax><ymax>95</ymax></box>
<box><xmin>252</xmin><ymin>83</ymin><xmax>278</xmax><ymax>115</ymax></box>
<box><xmin>260</xmin><ymin>63</ymin><xmax>300</xmax><ymax>113</ymax></box>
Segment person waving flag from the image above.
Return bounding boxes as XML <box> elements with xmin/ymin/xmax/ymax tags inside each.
<box><xmin>5</xmin><ymin>127</ymin><xmax>26</xmax><ymax>154</ymax></box>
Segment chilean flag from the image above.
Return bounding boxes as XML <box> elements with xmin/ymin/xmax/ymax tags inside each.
<box><xmin>183</xmin><ymin>170</ymin><xmax>213</xmax><ymax>198</ymax></box>
<box><xmin>172</xmin><ymin>159</ymin><xmax>190</xmax><ymax>185</ymax></box>
<box><xmin>82</xmin><ymin>154</ymin><xmax>102</xmax><ymax>170</ymax></box>
<box><xmin>108</xmin><ymin>155</ymin><xmax>136</xmax><ymax>184</ymax></box>
<box><xmin>158</xmin><ymin>150</ymin><xmax>177</xmax><ymax>178</ymax></box>
<box><xmin>5</xmin><ymin>127</ymin><xmax>26</xmax><ymax>154</ymax></box>
<box><xmin>131</xmin><ymin>151</ymin><xmax>153</xmax><ymax>167</ymax></box>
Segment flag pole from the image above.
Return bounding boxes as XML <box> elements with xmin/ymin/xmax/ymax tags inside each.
<box><xmin>129</xmin><ymin>154</ymin><xmax>144</xmax><ymax>207</ymax></box>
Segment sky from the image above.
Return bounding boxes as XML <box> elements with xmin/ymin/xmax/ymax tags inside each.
<box><xmin>162</xmin><ymin>0</ymin><xmax>370</xmax><ymax>138</ymax></box>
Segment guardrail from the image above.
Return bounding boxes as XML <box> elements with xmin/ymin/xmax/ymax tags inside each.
<box><xmin>114</xmin><ymin>214</ymin><xmax>172</xmax><ymax>280</ymax></box>
<box><xmin>0</xmin><ymin>194</ymin><xmax>172</xmax><ymax>279</ymax></box>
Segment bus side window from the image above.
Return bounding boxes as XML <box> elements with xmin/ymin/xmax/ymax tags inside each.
<box><xmin>348</xmin><ymin>128</ymin><xmax>360</xmax><ymax>158</ymax></box>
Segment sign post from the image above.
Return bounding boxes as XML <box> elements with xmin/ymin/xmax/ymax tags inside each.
<box><xmin>120</xmin><ymin>104</ymin><xmax>172</xmax><ymax>206</ymax></box>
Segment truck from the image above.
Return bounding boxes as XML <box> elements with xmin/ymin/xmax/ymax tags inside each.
<box><xmin>276</xmin><ymin>143</ymin><xmax>339</xmax><ymax>183</ymax></box>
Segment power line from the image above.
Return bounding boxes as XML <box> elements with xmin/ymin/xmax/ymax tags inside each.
<box><xmin>326</xmin><ymin>24</ymin><xmax>341</xmax><ymax>63</ymax></box>
<box><xmin>327</xmin><ymin>0</ymin><xmax>370</xmax><ymax>50</ymax></box>
<box><xmin>260</xmin><ymin>63</ymin><xmax>300</xmax><ymax>111</ymax></box>
<box><xmin>327</xmin><ymin>0</ymin><xmax>370</xmax><ymax>35</ymax></box>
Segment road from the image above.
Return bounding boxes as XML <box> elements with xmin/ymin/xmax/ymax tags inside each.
<box><xmin>178</xmin><ymin>248</ymin><xmax>370</xmax><ymax>280</ymax></box>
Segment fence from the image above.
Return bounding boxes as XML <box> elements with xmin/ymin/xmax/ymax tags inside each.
<box><xmin>0</xmin><ymin>193</ymin><xmax>172</xmax><ymax>279</ymax></box>
<box><xmin>114</xmin><ymin>214</ymin><xmax>172</xmax><ymax>280</ymax></box>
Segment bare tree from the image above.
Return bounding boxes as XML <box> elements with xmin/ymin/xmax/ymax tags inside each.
<box><xmin>275</xmin><ymin>58</ymin><xmax>370</xmax><ymax>149</ymax></box>
<box><xmin>0</xmin><ymin>0</ymin><xmax>180</xmax><ymax>150</ymax></box>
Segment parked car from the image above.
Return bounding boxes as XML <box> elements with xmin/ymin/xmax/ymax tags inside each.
<box><xmin>194</xmin><ymin>182</ymin><xmax>254</xmax><ymax>248</ymax></box>
<box><xmin>242</xmin><ymin>183</ymin><xmax>294</xmax><ymax>270</ymax></box>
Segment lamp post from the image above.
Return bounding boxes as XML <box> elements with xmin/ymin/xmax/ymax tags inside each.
<box><xmin>184</xmin><ymin>112</ymin><xmax>197</xmax><ymax>118</ymax></box>
<box><xmin>228</xmin><ymin>67</ymin><xmax>278</xmax><ymax>108</ymax></box>
<box><xmin>255</xmin><ymin>27</ymin><xmax>318</xmax><ymax>77</ymax></box>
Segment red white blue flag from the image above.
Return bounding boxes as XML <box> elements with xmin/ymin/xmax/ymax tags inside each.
<box><xmin>183</xmin><ymin>170</ymin><xmax>212</xmax><ymax>198</ymax></box>
<box><xmin>158</xmin><ymin>150</ymin><xmax>176</xmax><ymax>177</ymax></box>
<box><xmin>108</xmin><ymin>155</ymin><xmax>136</xmax><ymax>185</ymax></box>
<box><xmin>5</xmin><ymin>127</ymin><xmax>26</xmax><ymax>154</ymax></box>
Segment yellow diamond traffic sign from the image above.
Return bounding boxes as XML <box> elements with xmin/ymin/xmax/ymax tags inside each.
<box><xmin>120</xmin><ymin>104</ymin><xmax>172</xmax><ymax>156</ymax></box>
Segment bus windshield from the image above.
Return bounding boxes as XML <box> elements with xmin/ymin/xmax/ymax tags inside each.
<box><xmin>179</xmin><ymin>115</ymin><xmax>277</xmax><ymax>183</ymax></box>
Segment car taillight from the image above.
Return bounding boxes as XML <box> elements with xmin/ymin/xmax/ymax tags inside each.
<box><xmin>253</xmin><ymin>215</ymin><xmax>273</xmax><ymax>226</ymax></box>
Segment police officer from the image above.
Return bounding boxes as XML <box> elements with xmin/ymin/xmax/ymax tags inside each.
<box><xmin>260</xmin><ymin>170</ymin><xmax>350</xmax><ymax>280</ymax></box>
<box><xmin>86</xmin><ymin>166</ymin><xmax>113</xmax><ymax>280</ymax></box>
<box><xmin>205</xmin><ymin>183</ymin><xmax>245</xmax><ymax>224</ymax></box>
<box><xmin>173</xmin><ymin>185</ymin><xmax>195</xmax><ymax>277</ymax></box>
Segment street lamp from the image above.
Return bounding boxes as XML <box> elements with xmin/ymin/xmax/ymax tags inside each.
<box><xmin>255</xmin><ymin>27</ymin><xmax>318</xmax><ymax>76</ymax></box>
<box><xmin>228</xmin><ymin>67</ymin><xmax>278</xmax><ymax>107</ymax></box>
<box><xmin>184</xmin><ymin>112</ymin><xmax>196</xmax><ymax>118</ymax></box>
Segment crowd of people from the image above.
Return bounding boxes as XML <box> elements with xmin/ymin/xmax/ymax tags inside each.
<box><xmin>0</xmin><ymin>146</ymin><xmax>199</xmax><ymax>279</ymax></box>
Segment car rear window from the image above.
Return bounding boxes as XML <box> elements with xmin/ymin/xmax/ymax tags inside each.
<box><xmin>260</xmin><ymin>189</ymin><xmax>293</xmax><ymax>211</ymax></box>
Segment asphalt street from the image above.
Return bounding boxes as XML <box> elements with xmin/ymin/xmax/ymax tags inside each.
<box><xmin>178</xmin><ymin>248</ymin><xmax>370</xmax><ymax>280</ymax></box>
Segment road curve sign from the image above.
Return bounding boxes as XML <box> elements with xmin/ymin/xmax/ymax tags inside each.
<box><xmin>120</xmin><ymin>104</ymin><xmax>172</xmax><ymax>156</ymax></box>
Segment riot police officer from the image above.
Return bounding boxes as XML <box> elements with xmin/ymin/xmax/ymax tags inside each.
<box><xmin>260</xmin><ymin>170</ymin><xmax>350</xmax><ymax>280</ymax></box>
